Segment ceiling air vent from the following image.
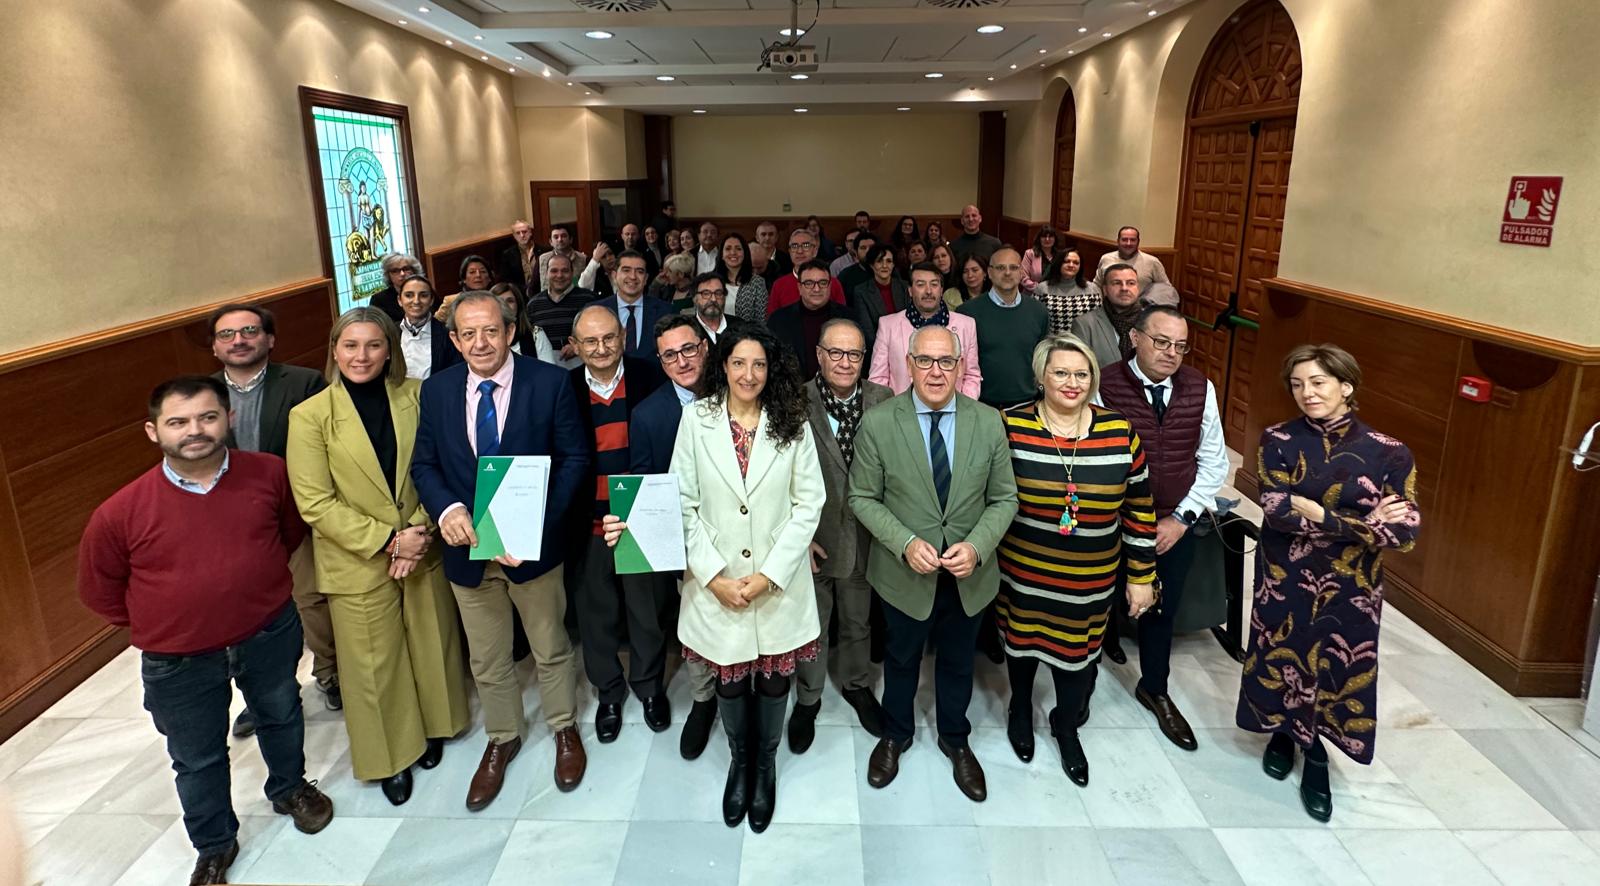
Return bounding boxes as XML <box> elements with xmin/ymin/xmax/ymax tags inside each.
<box><xmin>572</xmin><ymin>0</ymin><xmax>660</xmax><ymax>11</ymax></box>
<box><xmin>925</xmin><ymin>0</ymin><xmax>1004</xmax><ymax>8</ymax></box>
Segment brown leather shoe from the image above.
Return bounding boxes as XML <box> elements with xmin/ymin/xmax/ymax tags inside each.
<box><xmin>466</xmin><ymin>737</ymin><xmax>522</xmax><ymax>812</ymax></box>
<box><xmin>1136</xmin><ymin>685</ymin><xmax>1198</xmax><ymax>751</ymax></box>
<box><xmin>866</xmin><ymin>737</ymin><xmax>909</xmax><ymax>789</ymax></box>
<box><xmin>553</xmin><ymin>726</ymin><xmax>587</xmax><ymax>792</ymax></box>
<box><xmin>270</xmin><ymin>781</ymin><xmax>334</xmax><ymax>833</ymax></box>
<box><xmin>189</xmin><ymin>840</ymin><xmax>238</xmax><ymax>885</ymax></box>
<box><xmin>938</xmin><ymin>737</ymin><xmax>987</xmax><ymax>802</ymax></box>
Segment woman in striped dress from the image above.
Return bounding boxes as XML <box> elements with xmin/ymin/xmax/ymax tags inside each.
<box><xmin>997</xmin><ymin>334</ymin><xmax>1158</xmax><ymax>786</ymax></box>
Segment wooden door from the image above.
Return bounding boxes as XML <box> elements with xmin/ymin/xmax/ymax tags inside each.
<box><xmin>530</xmin><ymin>184</ymin><xmax>595</xmax><ymax>250</ymax></box>
<box><xmin>1175</xmin><ymin>0</ymin><xmax>1301</xmax><ymax>449</ymax></box>
<box><xmin>1051</xmin><ymin>88</ymin><xmax>1077</xmax><ymax>233</ymax></box>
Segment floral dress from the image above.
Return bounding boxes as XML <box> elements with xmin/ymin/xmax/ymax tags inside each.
<box><xmin>1235</xmin><ymin>413</ymin><xmax>1420</xmax><ymax>764</ymax></box>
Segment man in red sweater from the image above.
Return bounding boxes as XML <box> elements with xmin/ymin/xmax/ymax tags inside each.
<box><xmin>78</xmin><ymin>375</ymin><xmax>334</xmax><ymax>886</ymax></box>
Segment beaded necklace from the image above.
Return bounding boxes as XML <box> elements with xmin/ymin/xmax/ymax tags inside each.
<box><xmin>1040</xmin><ymin>405</ymin><xmax>1090</xmax><ymax>535</ymax></box>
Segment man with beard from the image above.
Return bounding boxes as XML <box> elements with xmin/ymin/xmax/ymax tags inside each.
<box><xmin>208</xmin><ymin>304</ymin><xmax>337</xmax><ymax>737</ymax></box>
<box><xmin>1071</xmin><ymin>263</ymin><xmax>1144</xmax><ymax>374</ymax></box>
<box><xmin>685</xmin><ymin>272</ymin><xmax>751</xmax><ymax>344</ymax></box>
<box><xmin>79</xmin><ymin>376</ymin><xmax>335</xmax><ymax>885</ymax></box>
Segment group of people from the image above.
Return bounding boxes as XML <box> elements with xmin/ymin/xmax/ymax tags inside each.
<box><xmin>77</xmin><ymin>206</ymin><xmax>1420</xmax><ymax>884</ymax></box>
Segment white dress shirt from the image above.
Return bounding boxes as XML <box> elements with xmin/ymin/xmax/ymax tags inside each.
<box><xmin>696</xmin><ymin>247</ymin><xmax>718</xmax><ymax>275</ymax></box>
<box><xmin>585</xmin><ymin>360</ymin><xmax>625</xmax><ymax>400</ymax></box>
<box><xmin>1102</xmin><ymin>357</ymin><xmax>1228</xmax><ymax>518</ymax></box>
<box><xmin>400</xmin><ymin>318</ymin><xmax>433</xmax><ymax>379</ymax></box>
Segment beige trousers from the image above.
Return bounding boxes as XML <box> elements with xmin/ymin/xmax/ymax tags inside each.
<box><xmin>451</xmin><ymin>563</ymin><xmax>578</xmax><ymax>743</ymax></box>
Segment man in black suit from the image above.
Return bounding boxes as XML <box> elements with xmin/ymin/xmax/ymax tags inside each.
<box><xmin>411</xmin><ymin>292</ymin><xmax>592</xmax><ymax>809</ymax></box>
<box><xmin>620</xmin><ymin>315</ymin><xmax>720</xmax><ymax>758</ymax></box>
<box><xmin>497</xmin><ymin>219</ymin><xmax>540</xmax><ymax>296</ymax></box>
<box><xmin>768</xmin><ymin>261</ymin><xmax>850</xmax><ymax>378</ymax></box>
<box><xmin>208</xmin><ymin>303</ymin><xmax>337</xmax><ymax>737</ymax></box>
<box><xmin>593</xmin><ymin>251</ymin><xmax>672</xmax><ymax>360</ymax></box>
<box><xmin>684</xmin><ymin>272</ymin><xmax>751</xmax><ymax>345</ymax></box>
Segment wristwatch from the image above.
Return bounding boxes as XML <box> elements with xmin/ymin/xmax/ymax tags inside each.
<box><xmin>1175</xmin><ymin>509</ymin><xmax>1198</xmax><ymax>526</ymax></box>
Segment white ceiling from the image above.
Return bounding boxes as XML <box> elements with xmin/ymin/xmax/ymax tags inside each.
<box><xmin>333</xmin><ymin>0</ymin><xmax>1197</xmax><ymax>112</ymax></box>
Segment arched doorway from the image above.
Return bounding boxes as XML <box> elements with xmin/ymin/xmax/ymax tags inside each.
<box><xmin>1050</xmin><ymin>86</ymin><xmax>1077</xmax><ymax>233</ymax></box>
<box><xmin>1175</xmin><ymin>0</ymin><xmax>1301</xmax><ymax>448</ymax></box>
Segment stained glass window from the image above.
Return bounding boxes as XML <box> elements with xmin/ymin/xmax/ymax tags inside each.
<box><xmin>310</xmin><ymin>106</ymin><xmax>418</xmax><ymax>313</ymax></box>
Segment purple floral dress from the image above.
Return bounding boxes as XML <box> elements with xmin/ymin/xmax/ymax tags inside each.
<box><xmin>1235</xmin><ymin>413</ymin><xmax>1420</xmax><ymax>764</ymax></box>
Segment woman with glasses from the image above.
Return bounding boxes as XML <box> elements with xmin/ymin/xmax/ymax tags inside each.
<box><xmin>487</xmin><ymin>282</ymin><xmax>556</xmax><ymax>364</ymax></box>
<box><xmin>370</xmin><ymin>253</ymin><xmax>424</xmax><ymax>323</ymax></box>
<box><xmin>714</xmin><ymin>232</ymin><xmax>770</xmax><ymax>323</ymax></box>
<box><xmin>954</xmin><ymin>253</ymin><xmax>990</xmax><ymax>303</ymax></box>
<box><xmin>1037</xmin><ymin>248</ymin><xmax>1103</xmax><ymax>334</ymax></box>
<box><xmin>394</xmin><ymin>274</ymin><xmax>463</xmax><ymax>380</ymax></box>
<box><xmin>1237</xmin><ymin>344</ymin><xmax>1419</xmax><ymax>821</ymax></box>
<box><xmin>285</xmin><ymin>308</ymin><xmax>470</xmax><ymax>806</ymax></box>
<box><xmin>1020</xmin><ymin>227</ymin><xmax>1062</xmax><ymax>296</ymax></box>
<box><xmin>890</xmin><ymin>215</ymin><xmax>920</xmax><ymax>260</ymax></box>
<box><xmin>997</xmin><ymin>334</ymin><xmax>1156</xmax><ymax>787</ymax></box>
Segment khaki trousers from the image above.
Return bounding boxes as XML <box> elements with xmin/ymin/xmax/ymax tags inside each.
<box><xmin>289</xmin><ymin>541</ymin><xmax>338</xmax><ymax>686</ymax></box>
<box><xmin>451</xmin><ymin>563</ymin><xmax>578</xmax><ymax>743</ymax></box>
<box><xmin>795</xmin><ymin>568</ymin><xmax>875</xmax><ymax>705</ymax></box>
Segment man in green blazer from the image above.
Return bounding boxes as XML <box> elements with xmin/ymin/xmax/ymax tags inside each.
<box><xmin>847</xmin><ymin>324</ymin><xmax>1018</xmax><ymax>803</ymax></box>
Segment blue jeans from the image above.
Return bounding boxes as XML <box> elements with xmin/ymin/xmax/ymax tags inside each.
<box><xmin>141</xmin><ymin>603</ymin><xmax>307</xmax><ymax>855</ymax></box>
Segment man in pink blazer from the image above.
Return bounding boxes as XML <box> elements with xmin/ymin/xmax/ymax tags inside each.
<box><xmin>869</xmin><ymin>262</ymin><xmax>983</xmax><ymax>399</ymax></box>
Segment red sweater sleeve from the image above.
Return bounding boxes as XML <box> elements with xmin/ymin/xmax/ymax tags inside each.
<box><xmin>272</xmin><ymin>458</ymin><xmax>309</xmax><ymax>553</ymax></box>
<box><xmin>78</xmin><ymin>504</ymin><xmax>131</xmax><ymax>627</ymax></box>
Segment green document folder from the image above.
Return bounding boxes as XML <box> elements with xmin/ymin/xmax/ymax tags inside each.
<box><xmin>470</xmin><ymin>455</ymin><xmax>550</xmax><ymax>561</ymax></box>
<box><xmin>608</xmin><ymin>474</ymin><xmax>687</xmax><ymax>574</ymax></box>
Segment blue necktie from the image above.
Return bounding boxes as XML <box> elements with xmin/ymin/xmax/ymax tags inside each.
<box><xmin>475</xmin><ymin>379</ymin><xmax>500</xmax><ymax>456</ymax></box>
<box><xmin>928</xmin><ymin>411</ymin><xmax>951</xmax><ymax>510</ymax></box>
<box><xmin>1149</xmin><ymin>384</ymin><xmax>1167</xmax><ymax>424</ymax></box>
<box><xmin>624</xmin><ymin>304</ymin><xmax>638</xmax><ymax>351</ymax></box>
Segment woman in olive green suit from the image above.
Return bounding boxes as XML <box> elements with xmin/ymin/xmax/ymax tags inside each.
<box><xmin>286</xmin><ymin>307</ymin><xmax>469</xmax><ymax>805</ymax></box>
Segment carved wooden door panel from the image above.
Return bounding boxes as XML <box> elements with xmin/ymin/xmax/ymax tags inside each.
<box><xmin>1229</xmin><ymin>118</ymin><xmax>1296</xmax><ymax>440</ymax></box>
<box><xmin>1179</xmin><ymin>124</ymin><xmax>1252</xmax><ymax>404</ymax></box>
<box><xmin>1051</xmin><ymin>89</ymin><xmax>1077</xmax><ymax>233</ymax></box>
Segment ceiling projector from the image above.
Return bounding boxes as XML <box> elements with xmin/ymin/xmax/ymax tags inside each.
<box><xmin>762</xmin><ymin>44</ymin><xmax>819</xmax><ymax>72</ymax></box>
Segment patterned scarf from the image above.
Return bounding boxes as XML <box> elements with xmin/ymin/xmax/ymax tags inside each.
<box><xmin>816</xmin><ymin>376</ymin><xmax>864</xmax><ymax>466</ymax></box>
<box><xmin>906</xmin><ymin>301</ymin><xmax>950</xmax><ymax>329</ymax></box>
<box><xmin>1106</xmin><ymin>301</ymin><xmax>1141</xmax><ymax>357</ymax></box>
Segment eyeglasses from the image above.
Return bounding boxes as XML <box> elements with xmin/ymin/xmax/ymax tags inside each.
<box><xmin>820</xmin><ymin>347</ymin><xmax>865</xmax><ymax>364</ymax></box>
<box><xmin>1142</xmin><ymin>334</ymin><xmax>1191</xmax><ymax>355</ymax></box>
<box><xmin>575</xmin><ymin>333</ymin><xmax>620</xmax><ymax>350</ymax></box>
<box><xmin>798</xmin><ymin>279</ymin><xmax>830</xmax><ymax>290</ymax></box>
<box><xmin>658</xmin><ymin>341</ymin><xmax>702</xmax><ymax>363</ymax></box>
<box><xmin>990</xmin><ymin>263</ymin><xmax>1021</xmax><ymax>273</ymax></box>
<box><xmin>694</xmin><ymin>288</ymin><xmax>726</xmax><ymax>299</ymax></box>
<box><xmin>214</xmin><ymin>325</ymin><xmax>264</xmax><ymax>342</ymax></box>
<box><xmin>1046</xmin><ymin>369</ymin><xmax>1093</xmax><ymax>384</ymax></box>
<box><xmin>910</xmin><ymin>354</ymin><xmax>959</xmax><ymax>372</ymax></box>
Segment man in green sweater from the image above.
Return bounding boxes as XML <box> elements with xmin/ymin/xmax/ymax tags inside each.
<box><xmin>955</xmin><ymin>246</ymin><xmax>1050</xmax><ymax>409</ymax></box>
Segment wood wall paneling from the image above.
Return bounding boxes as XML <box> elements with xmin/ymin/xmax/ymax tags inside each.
<box><xmin>1062</xmin><ymin>231</ymin><xmax>1178</xmax><ymax>283</ymax></box>
<box><xmin>0</xmin><ymin>279</ymin><xmax>334</xmax><ymax>742</ymax></box>
<box><xmin>425</xmin><ymin>232</ymin><xmax>517</xmax><ymax>296</ymax></box>
<box><xmin>683</xmin><ymin>214</ymin><xmax>963</xmax><ymax>247</ymax></box>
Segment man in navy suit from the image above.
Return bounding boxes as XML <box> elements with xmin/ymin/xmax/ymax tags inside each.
<box><xmin>411</xmin><ymin>292</ymin><xmax>592</xmax><ymax>811</ymax></box>
<box><xmin>622</xmin><ymin>314</ymin><xmax>721</xmax><ymax>759</ymax></box>
<box><xmin>593</xmin><ymin>251</ymin><xmax>671</xmax><ymax>360</ymax></box>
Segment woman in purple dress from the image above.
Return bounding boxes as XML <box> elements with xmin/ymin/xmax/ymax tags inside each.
<box><xmin>1236</xmin><ymin>344</ymin><xmax>1420</xmax><ymax>822</ymax></box>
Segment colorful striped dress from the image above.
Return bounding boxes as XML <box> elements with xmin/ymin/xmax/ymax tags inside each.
<box><xmin>997</xmin><ymin>404</ymin><xmax>1158</xmax><ymax>670</ymax></box>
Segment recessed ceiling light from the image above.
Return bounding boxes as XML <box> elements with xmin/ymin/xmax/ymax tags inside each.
<box><xmin>986</xmin><ymin>76</ymin><xmax>995</xmax><ymax>81</ymax></box>
<box><xmin>514</xmin><ymin>55</ymin><xmax>523</xmax><ymax>60</ymax></box>
<box><xmin>418</xmin><ymin>6</ymin><xmax>429</xmax><ymax>12</ymax></box>
<box><xmin>896</xmin><ymin>106</ymin><xmax>910</xmax><ymax>111</ymax></box>
<box><xmin>656</xmin><ymin>75</ymin><xmax>675</xmax><ymax>81</ymax></box>
<box><xmin>585</xmin><ymin>91</ymin><xmax>592</xmax><ymax>95</ymax></box>
<box><xmin>473</xmin><ymin>35</ymin><xmax>483</xmax><ymax>41</ymax></box>
<box><xmin>790</xmin><ymin>73</ymin><xmax>809</xmax><ymax>80</ymax></box>
<box><xmin>585</xmin><ymin>30</ymin><xmax>613</xmax><ymax>39</ymax></box>
<box><xmin>445</xmin><ymin>40</ymin><xmax>452</xmax><ymax>46</ymax></box>
<box><xmin>510</xmin><ymin>67</ymin><xmax>517</xmax><ymax>73</ymax></box>
<box><xmin>780</xmin><ymin>28</ymin><xmax>806</xmax><ymax>37</ymax></box>
<box><xmin>794</xmin><ymin>107</ymin><xmax>808</xmax><ymax>113</ymax></box>
<box><xmin>566</xmin><ymin>81</ymin><xmax>573</xmax><ymax>86</ymax></box>
<box><xmin>542</xmin><ymin>69</ymin><xmax>550</xmax><ymax>76</ymax></box>
<box><xmin>397</xmin><ymin>19</ymin><xmax>408</xmax><ymax>26</ymax></box>
<box><xmin>976</xmin><ymin>25</ymin><xmax>1004</xmax><ymax>34</ymax></box>
<box><xmin>693</xmin><ymin>109</ymin><xmax>707</xmax><ymax>114</ymax></box>
<box><xmin>1103</xmin><ymin>32</ymin><xmax>1113</xmax><ymax>37</ymax></box>
<box><xmin>1009</xmin><ymin>64</ymin><xmax>1018</xmax><ymax>69</ymax></box>
<box><xmin>480</xmin><ymin>55</ymin><xmax>488</xmax><ymax>60</ymax></box>
<box><xmin>1149</xmin><ymin>9</ymin><xmax>1159</xmax><ymax>16</ymax></box>
<box><xmin>1068</xmin><ymin>50</ymin><xmax>1075</xmax><ymax>55</ymax></box>
<box><xmin>1039</xmin><ymin>48</ymin><xmax>1048</xmax><ymax>54</ymax></box>
<box><xmin>924</xmin><ymin>72</ymin><xmax>943</xmax><ymax>79</ymax></box>
<box><xmin>1078</xmin><ymin>27</ymin><xmax>1088</xmax><ymax>33</ymax></box>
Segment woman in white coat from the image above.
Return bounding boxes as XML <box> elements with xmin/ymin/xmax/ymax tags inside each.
<box><xmin>606</xmin><ymin>325</ymin><xmax>822</xmax><ymax>834</ymax></box>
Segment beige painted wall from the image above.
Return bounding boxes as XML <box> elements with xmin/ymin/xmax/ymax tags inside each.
<box><xmin>673</xmin><ymin>114</ymin><xmax>980</xmax><ymax>216</ymax></box>
<box><xmin>0</xmin><ymin>0</ymin><xmax>522</xmax><ymax>356</ymax></box>
<box><xmin>1006</xmin><ymin>0</ymin><xmax>1599</xmax><ymax>343</ymax></box>
<box><xmin>516</xmin><ymin>107</ymin><xmax>647</xmax><ymax>186</ymax></box>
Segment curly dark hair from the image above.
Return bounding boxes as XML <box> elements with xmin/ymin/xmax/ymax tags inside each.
<box><xmin>697</xmin><ymin>325</ymin><xmax>808</xmax><ymax>447</ymax></box>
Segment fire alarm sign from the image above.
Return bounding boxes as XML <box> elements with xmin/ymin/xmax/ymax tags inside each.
<box><xmin>1500</xmin><ymin>176</ymin><xmax>1563</xmax><ymax>247</ymax></box>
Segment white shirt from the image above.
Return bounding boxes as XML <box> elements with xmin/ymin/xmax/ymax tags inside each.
<box><xmin>585</xmin><ymin>360</ymin><xmax>625</xmax><ymax>400</ymax></box>
<box><xmin>1095</xmin><ymin>357</ymin><xmax>1228</xmax><ymax>519</ymax></box>
<box><xmin>696</xmin><ymin>247</ymin><xmax>718</xmax><ymax>275</ymax></box>
<box><xmin>399</xmin><ymin>318</ymin><xmax>433</xmax><ymax>379</ymax></box>
<box><xmin>698</xmin><ymin>313</ymin><xmax>728</xmax><ymax>342</ymax></box>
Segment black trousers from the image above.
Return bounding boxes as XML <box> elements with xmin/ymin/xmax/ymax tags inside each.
<box><xmin>1137</xmin><ymin>529</ymin><xmax>1199</xmax><ymax>696</ymax></box>
<box><xmin>881</xmin><ymin>574</ymin><xmax>983</xmax><ymax>746</ymax></box>
<box><xmin>575</xmin><ymin>535</ymin><xmax>674</xmax><ymax>704</ymax></box>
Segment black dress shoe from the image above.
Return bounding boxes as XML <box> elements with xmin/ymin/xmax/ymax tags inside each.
<box><xmin>319</xmin><ymin>679</ymin><xmax>343</xmax><ymax>711</ymax></box>
<box><xmin>867</xmin><ymin>737</ymin><xmax>909</xmax><ymax>788</ymax></box>
<box><xmin>596</xmin><ymin>702</ymin><xmax>623</xmax><ymax>743</ymax></box>
<box><xmin>1049</xmin><ymin>709</ymin><xmax>1089</xmax><ymax>787</ymax></box>
<box><xmin>937</xmin><ymin>737</ymin><xmax>987</xmax><ymax>802</ymax></box>
<box><xmin>381</xmin><ymin>768</ymin><xmax>414</xmax><ymax>806</ymax></box>
<box><xmin>787</xmin><ymin>701</ymin><xmax>820</xmax><ymax>754</ymax></box>
<box><xmin>418</xmin><ymin>738</ymin><xmax>445</xmax><ymax>770</ymax></box>
<box><xmin>642</xmin><ymin>694</ymin><xmax>671</xmax><ymax>733</ymax></box>
<box><xmin>680</xmin><ymin>698</ymin><xmax>718</xmax><ymax>760</ymax></box>
<box><xmin>231</xmin><ymin>709</ymin><xmax>256</xmax><ymax>739</ymax></box>
<box><xmin>1300</xmin><ymin>754</ymin><xmax>1333</xmax><ymax>822</ymax></box>
<box><xmin>1006</xmin><ymin>705</ymin><xmax>1035</xmax><ymax>763</ymax></box>
<box><xmin>1263</xmin><ymin>734</ymin><xmax>1295</xmax><ymax>780</ymax></box>
<box><xmin>1136</xmin><ymin>685</ymin><xmax>1198</xmax><ymax>751</ymax></box>
<box><xmin>1103</xmin><ymin>641</ymin><xmax>1127</xmax><ymax>666</ymax></box>
<box><xmin>840</xmin><ymin>687</ymin><xmax>885</xmax><ymax>738</ymax></box>
<box><xmin>190</xmin><ymin>839</ymin><xmax>239</xmax><ymax>885</ymax></box>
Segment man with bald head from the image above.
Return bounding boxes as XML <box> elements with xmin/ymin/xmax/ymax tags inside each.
<box><xmin>955</xmin><ymin>246</ymin><xmax>1050</xmax><ymax>409</ymax></box>
<box><xmin>694</xmin><ymin>221</ymin><xmax>720</xmax><ymax>275</ymax></box>
<box><xmin>948</xmin><ymin>204</ymin><xmax>1002</xmax><ymax>268</ymax></box>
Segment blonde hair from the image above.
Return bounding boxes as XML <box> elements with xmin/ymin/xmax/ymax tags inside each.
<box><xmin>326</xmin><ymin>307</ymin><xmax>407</xmax><ymax>384</ymax></box>
<box><xmin>1030</xmin><ymin>333</ymin><xmax>1101</xmax><ymax>401</ymax></box>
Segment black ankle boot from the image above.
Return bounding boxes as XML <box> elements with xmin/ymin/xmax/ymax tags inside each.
<box><xmin>1263</xmin><ymin>732</ymin><xmax>1294</xmax><ymax>780</ymax></box>
<box><xmin>1300</xmin><ymin>742</ymin><xmax>1332</xmax><ymax>822</ymax></box>
<box><xmin>716</xmin><ymin>694</ymin><xmax>752</xmax><ymax>827</ymax></box>
<box><xmin>1048</xmin><ymin>708</ymin><xmax>1089</xmax><ymax>787</ymax></box>
<box><xmin>1006</xmin><ymin>704</ymin><xmax>1035</xmax><ymax>763</ymax></box>
<box><xmin>748</xmin><ymin>693</ymin><xmax>787</xmax><ymax>834</ymax></box>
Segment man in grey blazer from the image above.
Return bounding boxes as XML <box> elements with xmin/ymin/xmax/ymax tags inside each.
<box><xmin>789</xmin><ymin>319</ymin><xmax>893</xmax><ymax>753</ymax></box>
<box><xmin>847</xmin><ymin>325</ymin><xmax>1018</xmax><ymax>802</ymax></box>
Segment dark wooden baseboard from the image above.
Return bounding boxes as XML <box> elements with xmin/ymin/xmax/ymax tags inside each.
<box><xmin>0</xmin><ymin>627</ymin><xmax>127</xmax><ymax>741</ymax></box>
